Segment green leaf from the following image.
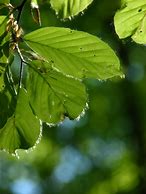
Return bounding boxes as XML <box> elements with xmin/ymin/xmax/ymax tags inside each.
<box><xmin>0</xmin><ymin>89</ymin><xmax>41</xmax><ymax>153</ymax></box>
<box><xmin>50</xmin><ymin>0</ymin><xmax>93</xmax><ymax>19</ymax></box>
<box><xmin>0</xmin><ymin>15</ymin><xmax>6</xmax><ymax>25</ymax></box>
<box><xmin>132</xmin><ymin>14</ymin><xmax>146</xmax><ymax>44</ymax></box>
<box><xmin>0</xmin><ymin>0</ymin><xmax>9</xmax><ymax>5</ymax></box>
<box><xmin>0</xmin><ymin>65</ymin><xmax>5</xmax><ymax>91</ymax></box>
<box><xmin>0</xmin><ymin>81</ymin><xmax>14</xmax><ymax>128</ymax></box>
<box><xmin>24</xmin><ymin>27</ymin><xmax>123</xmax><ymax>80</ymax></box>
<box><xmin>0</xmin><ymin>15</ymin><xmax>11</xmax><ymax>91</ymax></box>
<box><xmin>114</xmin><ymin>0</ymin><xmax>146</xmax><ymax>43</ymax></box>
<box><xmin>27</xmin><ymin>60</ymin><xmax>87</xmax><ymax>124</ymax></box>
<box><xmin>0</xmin><ymin>15</ymin><xmax>10</xmax><ymax>64</ymax></box>
<box><xmin>0</xmin><ymin>15</ymin><xmax>9</xmax><ymax>64</ymax></box>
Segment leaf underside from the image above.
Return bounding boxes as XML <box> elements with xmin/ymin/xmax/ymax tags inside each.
<box><xmin>27</xmin><ymin>60</ymin><xmax>87</xmax><ymax>124</ymax></box>
<box><xmin>0</xmin><ymin>16</ymin><xmax>10</xmax><ymax>91</ymax></box>
<box><xmin>50</xmin><ymin>0</ymin><xmax>93</xmax><ymax>19</ymax></box>
<box><xmin>114</xmin><ymin>0</ymin><xmax>146</xmax><ymax>44</ymax></box>
<box><xmin>24</xmin><ymin>27</ymin><xmax>123</xmax><ymax>80</ymax></box>
<box><xmin>0</xmin><ymin>89</ymin><xmax>41</xmax><ymax>153</ymax></box>
<box><xmin>0</xmin><ymin>0</ymin><xmax>9</xmax><ymax>4</ymax></box>
<box><xmin>0</xmin><ymin>17</ymin><xmax>124</xmax><ymax>153</ymax></box>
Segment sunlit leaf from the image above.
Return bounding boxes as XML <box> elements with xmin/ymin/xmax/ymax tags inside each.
<box><xmin>0</xmin><ymin>15</ymin><xmax>6</xmax><ymax>25</ymax></box>
<box><xmin>0</xmin><ymin>0</ymin><xmax>9</xmax><ymax>5</ymax></box>
<box><xmin>114</xmin><ymin>0</ymin><xmax>146</xmax><ymax>44</ymax></box>
<box><xmin>0</xmin><ymin>15</ymin><xmax>9</xmax><ymax>63</ymax></box>
<box><xmin>0</xmin><ymin>15</ymin><xmax>9</xmax><ymax>64</ymax></box>
<box><xmin>132</xmin><ymin>15</ymin><xmax>146</xmax><ymax>44</ymax></box>
<box><xmin>0</xmin><ymin>15</ymin><xmax>11</xmax><ymax>91</ymax></box>
<box><xmin>27</xmin><ymin>60</ymin><xmax>87</xmax><ymax>124</ymax></box>
<box><xmin>0</xmin><ymin>89</ymin><xmax>41</xmax><ymax>153</ymax></box>
<box><xmin>24</xmin><ymin>27</ymin><xmax>123</xmax><ymax>80</ymax></box>
<box><xmin>50</xmin><ymin>0</ymin><xmax>93</xmax><ymax>19</ymax></box>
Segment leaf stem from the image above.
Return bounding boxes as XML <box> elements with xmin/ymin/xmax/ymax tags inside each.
<box><xmin>16</xmin><ymin>45</ymin><xmax>25</xmax><ymax>94</ymax></box>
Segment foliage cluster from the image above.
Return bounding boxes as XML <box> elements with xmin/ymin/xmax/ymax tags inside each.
<box><xmin>0</xmin><ymin>0</ymin><xmax>145</xmax><ymax>153</ymax></box>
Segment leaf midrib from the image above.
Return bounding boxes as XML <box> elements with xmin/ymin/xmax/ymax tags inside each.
<box><xmin>25</xmin><ymin>40</ymin><xmax>118</xmax><ymax>68</ymax></box>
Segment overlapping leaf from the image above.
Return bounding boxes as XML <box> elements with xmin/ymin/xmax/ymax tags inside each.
<box><xmin>24</xmin><ymin>27</ymin><xmax>123</xmax><ymax>80</ymax></box>
<box><xmin>0</xmin><ymin>15</ymin><xmax>10</xmax><ymax>91</ymax></box>
<box><xmin>0</xmin><ymin>65</ymin><xmax>5</xmax><ymax>91</ymax></box>
<box><xmin>0</xmin><ymin>15</ymin><xmax>9</xmax><ymax>64</ymax></box>
<box><xmin>0</xmin><ymin>88</ymin><xmax>41</xmax><ymax>153</ymax></box>
<box><xmin>0</xmin><ymin>0</ymin><xmax>9</xmax><ymax>5</ymax></box>
<box><xmin>114</xmin><ymin>0</ymin><xmax>146</xmax><ymax>44</ymax></box>
<box><xmin>0</xmin><ymin>79</ymin><xmax>14</xmax><ymax>128</ymax></box>
<box><xmin>0</xmin><ymin>2</ymin><xmax>125</xmax><ymax>154</ymax></box>
<box><xmin>50</xmin><ymin>0</ymin><xmax>93</xmax><ymax>19</ymax></box>
<box><xmin>0</xmin><ymin>16</ymin><xmax>6</xmax><ymax>25</ymax></box>
<box><xmin>27</xmin><ymin>60</ymin><xmax>87</xmax><ymax>124</ymax></box>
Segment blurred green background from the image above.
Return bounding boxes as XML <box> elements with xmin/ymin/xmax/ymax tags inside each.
<box><xmin>1</xmin><ymin>0</ymin><xmax>146</xmax><ymax>193</ymax></box>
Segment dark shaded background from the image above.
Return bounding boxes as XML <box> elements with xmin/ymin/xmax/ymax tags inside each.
<box><xmin>1</xmin><ymin>0</ymin><xmax>146</xmax><ymax>193</ymax></box>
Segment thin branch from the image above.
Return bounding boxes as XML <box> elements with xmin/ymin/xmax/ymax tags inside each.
<box><xmin>16</xmin><ymin>44</ymin><xmax>25</xmax><ymax>62</ymax></box>
<box><xmin>11</xmin><ymin>0</ymin><xmax>28</xmax><ymax>94</ymax></box>
<box><xmin>18</xmin><ymin>59</ymin><xmax>23</xmax><ymax>90</ymax></box>
<box><xmin>16</xmin><ymin>0</ymin><xmax>27</xmax><ymax>23</ymax></box>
